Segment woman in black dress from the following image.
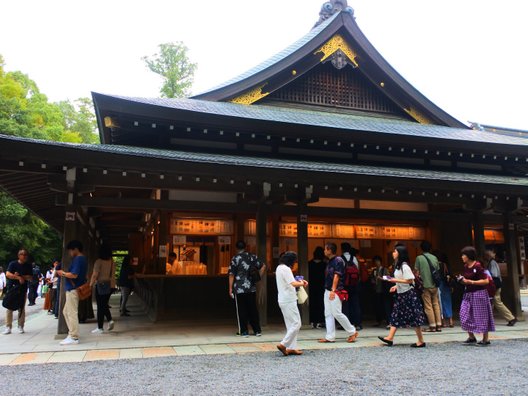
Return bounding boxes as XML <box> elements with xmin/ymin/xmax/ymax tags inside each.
<box><xmin>308</xmin><ymin>246</ymin><xmax>326</xmax><ymax>328</ymax></box>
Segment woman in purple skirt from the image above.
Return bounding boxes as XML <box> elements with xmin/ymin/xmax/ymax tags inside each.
<box><xmin>458</xmin><ymin>246</ymin><xmax>495</xmax><ymax>346</ymax></box>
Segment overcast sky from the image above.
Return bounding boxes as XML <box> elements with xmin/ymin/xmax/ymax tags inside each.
<box><xmin>1</xmin><ymin>0</ymin><xmax>526</xmax><ymax>130</ymax></box>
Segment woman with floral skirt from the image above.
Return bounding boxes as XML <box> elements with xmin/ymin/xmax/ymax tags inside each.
<box><xmin>378</xmin><ymin>244</ymin><xmax>426</xmax><ymax>348</ymax></box>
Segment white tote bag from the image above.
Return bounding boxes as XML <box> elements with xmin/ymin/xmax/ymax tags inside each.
<box><xmin>297</xmin><ymin>286</ymin><xmax>308</xmax><ymax>305</ymax></box>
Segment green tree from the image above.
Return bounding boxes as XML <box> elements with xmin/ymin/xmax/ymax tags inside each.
<box><xmin>0</xmin><ymin>192</ymin><xmax>61</xmax><ymax>267</ymax></box>
<box><xmin>0</xmin><ymin>59</ymin><xmax>97</xmax><ymax>143</ymax></box>
<box><xmin>57</xmin><ymin>97</ymin><xmax>99</xmax><ymax>143</ymax></box>
<box><xmin>142</xmin><ymin>42</ymin><xmax>197</xmax><ymax>98</ymax></box>
<box><xmin>0</xmin><ymin>56</ymin><xmax>96</xmax><ymax>266</ymax></box>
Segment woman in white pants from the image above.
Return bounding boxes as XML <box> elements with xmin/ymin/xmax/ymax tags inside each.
<box><xmin>276</xmin><ymin>251</ymin><xmax>308</xmax><ymax>356</ymax></box>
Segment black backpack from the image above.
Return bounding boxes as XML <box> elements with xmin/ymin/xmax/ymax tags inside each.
<box><xmin>2</xmin><ymin>284</ymin><xmax>24</xmax><ymax>311</ymax></box>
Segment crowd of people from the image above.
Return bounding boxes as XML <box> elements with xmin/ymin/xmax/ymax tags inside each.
<box><xmin>1</xmin><ymin>241</ymin><xmax>135</xmax><ymax>344</ymax></box>
<box><xmin>0</xmin><ymin>238</ymin><xmax>520</xmax><ymax>352</ymax></box>
<box><xmin>228</xmin><ymin>238</ymin><xmax>519</xmax><ymax>356</ymax></box>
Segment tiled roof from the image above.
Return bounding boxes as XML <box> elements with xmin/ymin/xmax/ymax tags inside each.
<box><xmin>192</xmin><ymin>13</ymin><xmax>341</xmax><ymax>96</ymax></box>
<box><xmin>97</xmin><ymin>94</ymin><xmax>528</xmax><ymax>147</ymax></box>
<box><xmin>2</xmin><ymin>134</ymin><xmax>527</xmax><ymax>187</ymax></box>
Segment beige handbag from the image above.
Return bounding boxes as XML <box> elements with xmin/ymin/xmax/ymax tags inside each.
<box><xmin>297</xmin><ymin>286</ymin><xmax>308</xmax><ymax>305</ymax></box>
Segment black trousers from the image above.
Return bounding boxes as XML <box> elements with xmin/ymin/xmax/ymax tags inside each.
<box><xmin>95</xmin><ymin>287</ymin><xmax>112</xmax><ymax>329</ymax></box>
<box><xmin>235</xmin><ymin>292</ymin><xmax>261</xmax><ymax>334</ymax></box>
<box><xmin>374</xmin><ymin>292</ymin><xmax>393</xmax><ymax>324</ymax></box>
<box><xmin>28</xmin><ymin>283</ymin><xmax>38</xmax><ymax>304</ymax></box>
<box><xmin>344</xmin><ymin>285</ymin><xmax>362</xmax><ymax>327</ymax></box>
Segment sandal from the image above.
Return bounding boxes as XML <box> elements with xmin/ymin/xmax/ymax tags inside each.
<box><xmin>347</xmin><ymin>332</ymin><xmax>359</xmax><ymax>343</ymax></box>
<box><xmin>463</xmin><ymin>337</ymin><xmax>477</xmax><ymax>344</ymax></box>
<box><xmin>424</xmin><ymin>327</ymin><xmax>437</xmax><ymax>332</ymax></box>
<box><xmin>318</xmin><ymin>338</ymin><xmax>335</xmax><ymax>343</ymax></box>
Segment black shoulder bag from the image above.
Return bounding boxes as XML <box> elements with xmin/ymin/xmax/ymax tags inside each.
<box><xmin>423</xmin><ymin>254</ymin><xmax>442</xmax><ymax>287</ymax></box>
<box><xmin>2</xmin><ymin>284</ymin><xmax>24</xmax><ymax>311</ymax></box>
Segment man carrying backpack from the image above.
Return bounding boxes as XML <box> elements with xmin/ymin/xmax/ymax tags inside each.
<box><xmin>414</xmin><ymin>240</ymin><xmax>442</xmax><ymax>332</ymax></box>
<box><xmin>3</xmin><ymin>249</ymin><xmax>33</xmax><ymax>335</ymax></box>
<box><xmin>341</xmin><ymin>243</ymin><xmax>362</xmax><ymax>330</ymax></box>
<box><xmin>228</xmin><ymin>240</ymin><xmax>266</xmax><ymax>337</ymax></box>
<box><xmin>318</xmin><ymin>242</ymin><xmax>358</xmax><ymax>343</ymax></box>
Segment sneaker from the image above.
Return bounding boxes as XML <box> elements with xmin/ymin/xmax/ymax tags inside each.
<box><xmin>2</xmin><ymin>327</ymin><xmax>11</xmax><ymax>335</ymax></box>
<box><xmin>241</xmin><ymin>332</ymin><xmax>249</xmax><ymax>338</ymax></box>
<box><xmin>91</xmin><ymin>328</ymin><xmax>104</xmax><ymax>334</ymax></box>
<box><xmin>17</xmin><ymin>327</ymin><xmax>24</xmax><ymax>334</ymax></box>
<box><xmin>255</xmin><ymin>332</ymin><xmax>262</xmax><ymax>337</ymax></box>
<box><xmin>59</xmin><ymin>336</ymin><xmax>79</xmax><ymax>345</ymax></box>
<box><xmin>107</xmin><ymin>320</ymin><xmax>115</xmax><ymax>331</ymax></box>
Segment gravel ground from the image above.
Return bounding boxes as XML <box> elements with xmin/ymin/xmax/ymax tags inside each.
<box><xmin>2</xmin><ymin>339</ymin><xmax>527</xmax><ymax>395</ymax></box>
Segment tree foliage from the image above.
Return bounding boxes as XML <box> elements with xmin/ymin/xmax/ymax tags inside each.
<box><xmin>0</xmin><ymin>192</ymin><xmax>61</xmax><ymax>267</ymax></box>
<box><xmin>0</xmin><ymin>55</ymin><xmax>97</xmax><ymax>266</ymax></box>
<box><xmin>0</xmin><ymin>58</ymin><xmax>98</xmax><ymax>143</ymax></box>
<box><xmin>142</xmin><ymin>42</ymin><xmax>197</xmax><ymax>98</ymax></box>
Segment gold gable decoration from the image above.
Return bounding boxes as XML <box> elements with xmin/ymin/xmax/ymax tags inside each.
<box><xmin>230</xmin><ymin>84</ymin><xmax>270</xmax><ymax>105</ymax></box>
<box><xmin>404</xmin><ymin>107</ymin><xmax>431</xmax><ymax>124</ymax></box>
<box><xmin>315</xmin><ymin>34</ymin><xmax>359</xmax><ymax>68</ymax></box>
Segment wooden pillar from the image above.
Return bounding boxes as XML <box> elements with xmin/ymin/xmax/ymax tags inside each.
<box><xmin>236</xmin><ymin>214</ymin><xmax>245</xmax><ymax>243</ymax></box>
<box><xmin>256</xmin><ymin>204</ymin><xmax>267</xmax><ymax>326</ymax></box>
<box><xmin>502</xmin><ymin>213</ymin><xmax>523</xmax><ymax>319</ymax></box>
<box><xmin>297</xmin><ymin>204</ymin><xmax>310</xmax><ymax>326</ymax></box>
<box><xmin>57</xmin><ymin>167</ymin><xmax>77</xmax><ymax>335</ymax></box>
<box><xmin>473</xmin><ymin>211</ymin><xmax>486</xmax><ymax>258</ymax></box>
<box><xmin>157</xmin><ymin>210</ymin><xmax>169</xmax><ymax>275</ymax></box>
<box><xmin>271</xmin><ymin>213</ymin><xmax>280</xmax><ymax>272</ymax></box>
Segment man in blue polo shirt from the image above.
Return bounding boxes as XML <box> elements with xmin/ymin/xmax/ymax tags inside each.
<box><xmin>318</xmin><ymin>242</ymin><xmax>359</xmax><ymax>343</ymax></box>
<box><xmin>2</xmin><ymin>249</ymin><xmax>33</xmax><ymax>335</ymax></box>
<box><xmin>56</xmin><ymin>240</ymin><xmax>87</xmax><ymax>345</ymax></box>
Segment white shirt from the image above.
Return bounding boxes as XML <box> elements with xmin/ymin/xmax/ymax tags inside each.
<box><xmin>394</xmin><ymin>263</ymin><xmax>414</xmax><ymax>294</ymax></box>
<box><xmin>275</xmin><ymin>264</ymin><xmax>297</xmax><ymax>304</ymax></box>
<box><xmin>51</xmin><ymin>269</ymin><xmax>59</xmax><ymax>289</ymax></box>
<box><xmin>488</xmin><ymin>259</ymin><xmax>501</xmax><ymax>280</ymax></box>
<box><xmin>0</xmin><ymin>272</ymin><xmax>6</xmax><ymax>289</ymax></box>
<box><xmin>46</xmin><ymin>270</ymin><xmax>53</xmax><ymax>282</ymax></box>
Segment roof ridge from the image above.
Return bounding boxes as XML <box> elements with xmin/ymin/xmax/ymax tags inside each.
<box><xmin>191</xmin><ymin>12</ymin><xmax>342</xmax><ymax>97</ymax></box>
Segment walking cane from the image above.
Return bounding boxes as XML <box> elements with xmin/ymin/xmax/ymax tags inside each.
<box><xmin>233</xmin><ymin>293</ymin><xmax>241</xmax><ymax>335</ymax></box>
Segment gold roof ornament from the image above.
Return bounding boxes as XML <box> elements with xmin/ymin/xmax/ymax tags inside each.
<box><xmin>404</xmin><ymin>107</ymin><xmax>431</xmax><ymax>124</ymax></box>
<box><xmin>315</xmin><ymin>34</ymin><xmax>359</xmax><ymax>68</ymax></box>
<box><xmin>230</xmin><ymin>84</ymin><xmax>270</xmax><ymax>105</ymax></box>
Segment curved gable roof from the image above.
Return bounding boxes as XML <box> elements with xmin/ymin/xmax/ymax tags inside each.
<box><xmin>192</xmin><ymin>11</ymin><xmax>466</xmax><ymax>129</ymax></box>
